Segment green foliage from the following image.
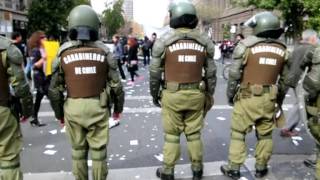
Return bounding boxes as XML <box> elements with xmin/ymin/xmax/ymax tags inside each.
<box><xmin>27</xmin><ymin>0</ymin><xmax>90</xmax><ymax>37</ymax></box>
<box><xmin>223</xmin><ymin>24</ymin><xmax>231</xmax><ymax>39</ymax></box>
<box><xmin>232</xmin><ymin>0</ymin><xmax>320</xmax><ymax>37</ymax></box>
<box><xmin>102</xmin><ymin>0</ymin><xmax>125</xmax><ymax>38</ymax></box>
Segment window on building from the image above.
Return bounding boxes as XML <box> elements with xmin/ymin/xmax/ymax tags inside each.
<box><xmin>5</xmin><ymin>0</ymin><xmax>12</xmax><ymax>9</ymax></box>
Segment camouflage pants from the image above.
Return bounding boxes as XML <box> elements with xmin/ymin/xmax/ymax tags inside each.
<box><xmin>0</xmin><ymin>106</ymin><xmax>23</xmax><ymax>180</ymax></box>
<box><xmin>160</xmin><ymin>89</ymin><xmax>205</xmax><ymax>175</ymax></box>
<box><xmin>227</xmin><ymin>93</ymin><xmax>275</xmax><ymax>170</ymax></box>
<box><xmin>64</xmin><ymin>98</ymin><xmax>109</xmax><ymax>180</ymax></box>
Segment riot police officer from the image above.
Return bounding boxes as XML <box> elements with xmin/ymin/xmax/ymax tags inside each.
<box><xmin>150</xmin><ymin>1</ymin><xmax>216</xmax><ymax>180</ymax></box>
<box><xmin>220</xmin><ymin>12</ymin><xmax>289</xmax><ymax>179</ymax></box>
<box><xmin>0</xmin><ymin>35</ymin><xmax>33</xmax><ymax>179</ymax></box>
<box><xmin>298</xmin><ymin>34</ymin><xmax>320</xmax><ymax>179</ymax></box>
<box><xmin>48</xmin><ymin>5</ymin><xmax>124</xmax><ymax>180</ymax></box>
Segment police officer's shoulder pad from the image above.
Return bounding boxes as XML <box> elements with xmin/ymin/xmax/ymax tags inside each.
<box><xmin>233</xmin><ymin>43</ymin><xmax>247</xmax><ymax>59</ymax></box>
<box><xmin>94</xmin><ymin>41</ymin><xmax>110</xmax><ymax>54</ymax></box>
<box><xmin>312</xmin><ymin>46</ymin><xmax>320</xmax><ymax>64</ymax></box>
<box><xmin>6</xmin><ymin>44</ymin><xmax>23</xmax><ymax>65</ymax></box>
<box><xmin>152</xmin><ymin>38</ymin><xmax>166</xmax><ymax>57</ymax></box>
<box><xmin>242</xmin><ymin>35</ymin><xmax>265</xmax><ymax>47</ymax></box>
<box><xmin>58</xmin><ymin>41</ymin><xmax>81</xmax><ymax>56</ymax></box>
<box><xmin>0</xmin><ymin>36</ymin><xmax>11</xmax><ymax>50</ymax></box>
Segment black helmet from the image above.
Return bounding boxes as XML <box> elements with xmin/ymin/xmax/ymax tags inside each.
<box><xmin>169</xmin><ymin>0</ymin><xmax>198</xmax><ymax>29</ymax></box>
<box><xmin>245</xmin><ymin>11</ymin><xmax>283</xmax><ymax>39</ymax></box>
<box><xmin>68</xmin><ymin>5</ymin><xmax>100</xmax><ymax>41</ymax></box>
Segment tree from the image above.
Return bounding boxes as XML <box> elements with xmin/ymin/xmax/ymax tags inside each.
<box><xmin>232</xmin><ymin>0</ymin><xmax>320</xmax><ymax>39</ymax></box>
<box><xmin>27</xmin><ymin>0</ymin><xmax>89</xmax><ymax>37</ymax></box>
<box><xmin>101</xmin><ymin>0</ymin><xmax>125</xmax><ymax>38</ymax></box>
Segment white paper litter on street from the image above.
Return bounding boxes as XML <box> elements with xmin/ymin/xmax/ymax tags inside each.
<box><xmin>150</xmin><ymin>138</ymin><xmax>156</xmax><ymax>141</ymax></box>
<box><xmin>49</xmin><ymin>129</ymin><xmax>57</xmax><ymax>135</ymax></box>
<box><xmin>130</xmin><ymin>140</ymin><xmax>139</xmax><ymax>146</ymax></box>
<box><xmin>43</xmin><ymin>150</ymin><xmax>57</xmax><ymax>155</ymax></box>
<box><xmin>154</xmin><ymin>153</ymin><xmax>164</xmax><ymax>162</ymax></box>
<box><xmin>45</xmin><ymin>145</ymin><xmax>55</xmax><ymax>149</ymax></box>
<box><xmin>292</xmin><ymin>140</ymin><xmax>299</xmax><ymax>146</ymax></box>
<box><xmin>135</xmin><ymin>175</ymin><xmax>140</xmax><ymax>179</ymax></box>
<box><xmin>217</xmin><ymin>117</ymin><xmax>226</xmax><ymax>121</ymax></box>
<box><xmin>292</xmin><ymin>136</ymin><xmax>303</xmax><ymax>141</ymax></box>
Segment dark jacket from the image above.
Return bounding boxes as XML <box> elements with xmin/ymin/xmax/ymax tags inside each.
<box><xmin>286</xmin><ymin>42</ymin><xmax>316</xmax><ymax>88</ymax></box>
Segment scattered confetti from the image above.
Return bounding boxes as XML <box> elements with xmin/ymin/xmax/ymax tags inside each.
<box><xmin>292</xmin><ymin>136</ymin><xmax>303</xmax><ymax>141</ymax></box>
<box><xmin>217</xmin><ymin>117</ymin><xmax>226</xmax><ymax>121</ymax></box>
<box><xmin>45</xmin><ymin>145</ymin><xmax>55</xmax><ymax>149</ymax></box>
<box><xmin>154</xmin><ymin>153</ymin><xmax>164</xmax><ymax>162</ymax></box>
<box><xmin>292</xmin><ymin>140</ymin><xmax>299</xmax><ymax>146</ymax></box>
<box><xmin>130</xmin><ymin>140</ymin><xmax>139</xmax><ymax>146</ymax></box>
<box><xmin>49</xmin><ymin>129</ymin><xmax>57</xmax><ymax>135</ymax></box>
<box><xmin>43</xmin><ymin>150</ymin><xmax>57</xmax><ymax>155</ymax></box>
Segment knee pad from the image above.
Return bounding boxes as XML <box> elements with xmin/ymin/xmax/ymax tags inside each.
<box><xmin>231</xmin><ymin>130</ymin><xmax>245</xmax><ymax>141</ymax></box>
<box><xmin>165</xmin><ymin>133</ymin><xmax>180</xmax><ymax>144</ymax></box>
<box><xmin>72</xmin><ymin>146</ymin><xmax>88</xmax><ymax>160</ymax></box>
<box><xmin>0</xmin><ymin>156</ymin><xmax>20</xmax><ymax>170</ymax></box>
<box><xmin>90</xmin><ymin>147</ymin><xmax>107</xmax><ymax>161</ymax></box>
<box><xmin>186</xmin><ymin>132</ymin><xmax>201</xmax><ymax>142</ymax></box>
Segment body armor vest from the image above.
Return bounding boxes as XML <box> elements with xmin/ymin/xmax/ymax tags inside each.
<box><xmin>0</xmin><ymin>51</ymin><xmax>9</xmax><ymax>106</ymax></box>
<box><xmin>165</xmin><ymin>39</ymin><xmax>206</xmax><ymax>83</ymax></box>
<box><xmin>242</xmin><ymin>42</ymin><xmax>286</xmax><ymax>85</ymax></box>
<box><xmin>61</xmin><ymin>47</ymin><xmax>108</xmax><ymax>98</ymax></box>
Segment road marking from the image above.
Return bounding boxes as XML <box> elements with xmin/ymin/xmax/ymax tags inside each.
<box><xmin>23</xmin><ymin>159</ymin><xmax>255</xmax><ymax>180</ymax></box>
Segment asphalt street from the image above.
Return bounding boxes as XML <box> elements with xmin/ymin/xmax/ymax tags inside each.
<box><xmin>20</xmin><ymin>59</ymin><xmax>317</xmax><ymax>179</ymax></box>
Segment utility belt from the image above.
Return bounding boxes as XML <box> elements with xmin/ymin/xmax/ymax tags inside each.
<box><xmin>238</xmin><ymin>84</ymin><xmax>277</xmax><ymax>99</ymax></box>
<box><xmin>164</xmin><ymin>81</ymin><xmax>206</xmax><ymax>92</ymax></box>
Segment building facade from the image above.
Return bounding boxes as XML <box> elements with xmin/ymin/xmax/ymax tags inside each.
<box><xmin>193</xmin><ymin>0</ymin><xmax>258</xmax><ymax>41</ymax></box>
<box><xmin>123</xmin><ymin>0</ymin><xmax>133</xmax><ymax>21</ymax></box>
<box><xmin>0</xmin><ymin>0</ymin><xmax>30</xmax><ymax>38</ymax></box>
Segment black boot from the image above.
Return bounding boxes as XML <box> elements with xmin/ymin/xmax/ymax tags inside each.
<box><xmin>220</xmin><ymin>165</ymin><xmax>240</xmax><ymax>180</ymax></box>
<box><xmin>304</xmin><ymin>159</ymin><xmax>316</xmax><ymax>169</ymax></box>
<box><xmin>30</xmin><ymin>118</ymin><xmax>47</xmax><ymax>127</ymax></box>
<box><xmin>156</xmin><ymin>168</ymin><xmax>174</xmax><ymax>180</ymax></box>
<box><xmin>192</xmin><ymin>169</ymin><xmax>203</xmax><ymax>180</ymax></box>
<box><xmin>255</xmin><ymin>168</ymin><xmax>268</xmax><ymax>178</ymax></box>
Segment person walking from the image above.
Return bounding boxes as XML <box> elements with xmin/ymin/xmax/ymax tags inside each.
<box><xmin>220</xmin><ymin>12</ymin><xmax>290</xmax><ymax>179</ymax></box>
<box><xmin>112</xmin><ymin>35</ymin><xmax>126</xmax><ymax>80</ymax></box>
<box><xmin>48</xmin><ymin>5</ymin><xmax>124</xmax><ymax>180</ymax></box>
<box><xmin>127</xmin><ymin>37</ymin><xmax>139</xmax><ymax>84</ymax></box>
<box><xmin>150</xmin><ymin>1</ymin><xmax>216</xmax><ymax>180</ymax></box>
<box><xmin>281</xmin><ymin>29</ymin><xmax>319</xmax><ymax>137</ymax></box>
<box><xmin>0</xmin><ymin>35</ymin><xmax>33</xmax><ymax>180</ymax></box>
<box><xmin>27</xmin><ymin>31</ymin><xmax>48</xmax><ymax>127</ymax></box>
<box><xmin>142</xmin><ymin>36</ymin><xmax>151</xmax><ymax>66</ymax></box>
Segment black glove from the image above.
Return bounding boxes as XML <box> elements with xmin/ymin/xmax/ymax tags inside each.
<box><xmin>152</xmin><ymin>96</ymin><xmax>161</xmax><ymax>108</ymax></box>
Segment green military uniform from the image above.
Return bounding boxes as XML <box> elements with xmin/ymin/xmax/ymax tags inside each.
<box><xmin>0</xmin><ymin>36</ymin><xmax>33</xmax><ymax>180</ymax></box>
<box><xmin>150</xmin><ymin>2</ymin><xmax>216</xmax><ymax>180</ymax></box>
<box><xmin>48</xmin><ymin>5</ymin><xmax>124</xmax><ymax>180</ymax></box>
<box><xmin>221</xmin><ymin>12</ymin><xmax>289</xmax><ymax>179</ymax></box>
<box><xmin>302</xmin><ymin>46</ymin><xmax>320</xmax><ymax>179</ymax></box>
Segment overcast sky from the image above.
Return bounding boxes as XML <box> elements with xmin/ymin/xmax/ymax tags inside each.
<box><xmin>91</xmin><ymin>0</ymin><xmax>169</xmax><ymax>28</ymax></box>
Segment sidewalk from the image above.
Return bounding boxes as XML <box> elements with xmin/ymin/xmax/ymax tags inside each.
<box><xmin>24</xmin><ymin>154</ymin><xmax>315</xmax><ymax>180</ymax></box>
